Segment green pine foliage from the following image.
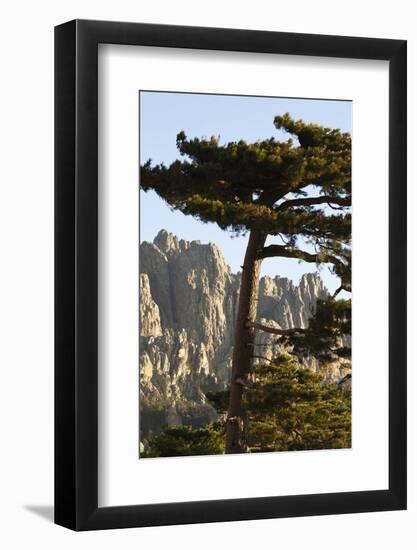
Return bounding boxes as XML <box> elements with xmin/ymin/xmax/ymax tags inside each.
<box><xmin>141</xmin><ymin>424</ymin><xmax>225</xmax><ymax>458</ymax></box>
<box><xmin>284</xmin><ymin>297</ymin><xmax>352</xmax><ymax>362</ymax></box>
<box><xmin>244</xmin><ymin>356</ymin><xmax>351</xmax><ymax>452</ymax></box>
<box><xmin>143</xmin><ymin>355</ymin><xmax>351</xmax><ymax>457</ymax></box>
<box><xmin>140</xmin><ymin>114</ymin><xmax>351</xmax><ymax>247</ymax></box>
<box><xmin>141</xmin><ymin>113</ymin><xmax>351</xmax><ymax>299</ymax></box>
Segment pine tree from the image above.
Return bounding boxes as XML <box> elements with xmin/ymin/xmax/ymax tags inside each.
<box><xmin>140</xmin><ymin>113</ymin><xmax>351</xmax><ymax>453</ymax></box>
<box><xmin>143</xmin><ymin>354</ymin><xmax>351</xmax><ymax>457</ymax></box>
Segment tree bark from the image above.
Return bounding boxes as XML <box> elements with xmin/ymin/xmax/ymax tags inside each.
<box><xmin>226</xmin><ymin>229</ymin><xmax>267</xmax><ymax>453</ymax></box>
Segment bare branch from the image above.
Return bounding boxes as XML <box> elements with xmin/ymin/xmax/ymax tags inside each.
<box><xmin>276</xmin><ymin>195</ymin><xmax>351</xmax><ymax>211</ymax></box>
<box><xmin>327</xmin><ymin>203</ymin><xmax>346</xmax><ymax>211</ymax></box>
<box><xmin>257</xmin><ymin>245</ymin><xmax>345</xmax><ymax>272</ymax></box>
<box><xmin>246</xmin><ymin>320</ymin><xmax>306</xmax><ymax>336</ymax></box>
<box><xmin>332</xmin><ymin>285</ymin><xmax>343</xmax><ymax>298</ymax></box>
<box><xmin>277</xmin><ymin>233</ymin><xmax>291</xmax><ymax>245</ymax></box>
<box><xmin>252</xmin><ymin>355</ymin><xmax>274</xmax><ymax>363</ymax></box>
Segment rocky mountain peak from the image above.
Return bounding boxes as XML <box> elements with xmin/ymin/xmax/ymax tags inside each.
<box><xmin>153</xmin><ymin>229</ymin><xmax>180</xmax><ymax>255</ymax></box>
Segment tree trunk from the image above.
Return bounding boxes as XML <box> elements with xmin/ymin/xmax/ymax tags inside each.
<box><xmin>226</xmin><ymin>229</ymin><xmax>266</xmax><ymax>453</ymax></box>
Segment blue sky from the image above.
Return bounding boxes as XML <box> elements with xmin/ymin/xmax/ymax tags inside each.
<box><xmin>139</xmin><ymin>91</ymin><xmax>351</xmax><ymax>294</ymax></box>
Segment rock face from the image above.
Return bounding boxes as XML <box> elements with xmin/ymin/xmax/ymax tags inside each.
<box><xmin>139</xmin><ymin>230</ymin><xmax>350</xmax><ymax>437</ymax></box>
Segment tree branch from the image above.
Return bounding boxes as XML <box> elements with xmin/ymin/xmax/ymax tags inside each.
<box><xmin>246</xmin><ymin>320</ymin><xmax>306</xmax><ymax>336</ymax></box>
<box><xmin>332</xmin><ymin>285</ymin><xmax>344</xmax><ymax>298</ymax></box>
<box><xmin>276</xmin><ymin>195</ymin><xmax>351</xmax><ymax>211</ymax></box>
<box><xmin>252</xmin><ymin>355</ymin><xmax>274</xmax><ymax>363</ymax></box>
<box><xmin>257</xmin><ymin>245</ymin><xmax>345</xmax><ymax>271</ymax></box>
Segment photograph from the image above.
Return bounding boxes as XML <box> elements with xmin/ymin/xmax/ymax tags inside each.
<box><xmin>0</xmin><ymin>2</ymin><xmax>409</xmax><ymax>543</ymax></box>
<box><xmin>139</xmin><ymin>91</ymin><xmax>352</xmax><ymax>457</ymax></box>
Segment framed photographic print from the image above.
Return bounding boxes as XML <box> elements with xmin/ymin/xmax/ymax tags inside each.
<box><xmin>55</xmin><ymin>19</ymin><xmax>407</xmax><ymax>530</ymax></box>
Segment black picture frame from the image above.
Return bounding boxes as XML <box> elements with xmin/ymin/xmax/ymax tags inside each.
<box><xmin>55</xmin><ymin>19</ymin><xmax>407</xmax><ymax>531</ymax></box>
